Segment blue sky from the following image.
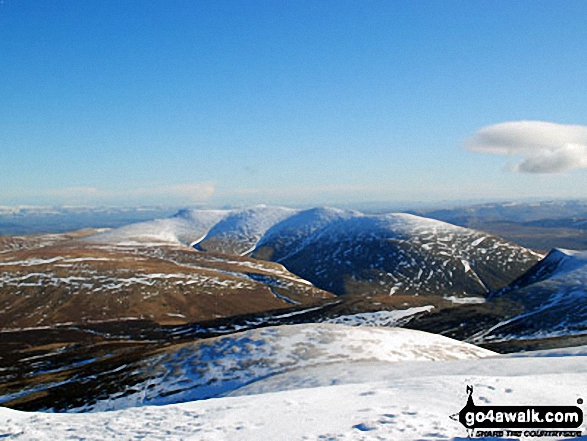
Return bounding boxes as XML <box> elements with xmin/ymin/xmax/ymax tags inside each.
<box><xmin>1</xmin><ymin>0</ymin><xmax>586</xmax><ymax>207</ymax></box>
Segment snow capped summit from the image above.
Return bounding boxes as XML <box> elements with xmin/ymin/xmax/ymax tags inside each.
<box><xmin>257</xmin><ymin>210</ymin><xmax>539</xmax><ymax>298</ymax></box>
<box><xmin>196</xmin><ymin>205</ymin><xmax>297</xmax><ymax>255</ymax></box>
<box><xmin>539</xmin><ymin>248</ymin><xmax>587</xmax><ymax>271</ymax></box>
<box><xmin>504</xmin><ymin>248</ymin><xmax>587</xmax><ymax>293</ymax></box>
<box><xmin>253</xmin><ymin>206</ymin><xmax>355</xmax><ymax>261</ymax></box>
<box><xmin>88</xmin><ymin>209</ymin><xmax>228</xmax><ymax>245</ymax></box>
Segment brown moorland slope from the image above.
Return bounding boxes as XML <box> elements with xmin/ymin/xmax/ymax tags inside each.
<box><xmin>0</xmin><ymin>232</ymin><xmax>333</xmax><ymax>329</ymax></box>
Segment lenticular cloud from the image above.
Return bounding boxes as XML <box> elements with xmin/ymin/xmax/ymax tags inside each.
<box><xmin>465</xmin><ymin>120</ymin><xmax>587</xmax><ymax>173</ymax></box>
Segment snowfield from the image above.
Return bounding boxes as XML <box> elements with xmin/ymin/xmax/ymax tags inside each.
<box><xmin>1</xmin><ymin>325</ymin><xmax>586</xmax><ymax>440</ymax></box>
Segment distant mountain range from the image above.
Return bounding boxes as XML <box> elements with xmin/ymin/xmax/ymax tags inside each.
<box><xmin>3</xmin><ymin>199</ymin><xmax>587</xmax><ymax>249</ymax></box>
<box><xmin>3</xmin><ymin>205</ymin><xmax>585</xmax><ymax>347</ymax></box>
<box><xmin>411</xmin><ymin>199</ymin><xmax>587</xmax><ymax>224</ymax></box>
<box><xmin>412</xmin><ymin>199</ymin><xmax>587</xmax><ymax>250</ymax></box>
<box><xmin>0</xmin><ymin>206</ymin><xmax>180</xmax><ymax>236</ymax></box>
<box><xmin>88</xmin><ymin>205</ymin><xmax>541</xmax><ymax>300</ymax></box>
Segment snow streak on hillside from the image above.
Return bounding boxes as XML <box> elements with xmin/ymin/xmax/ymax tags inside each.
<box><xmin>324</xmin><ymin>306</ymin><xmax>434</xmax><ymax>327</ymax></box>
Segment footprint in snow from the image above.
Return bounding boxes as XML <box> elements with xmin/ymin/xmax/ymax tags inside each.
<box><xmin>353</xmin><ymin>423</ymin><xmax>376</xmax><ymax>432</ymax></box>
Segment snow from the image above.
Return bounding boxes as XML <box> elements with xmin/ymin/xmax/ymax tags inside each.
<box><xmin>0</xmin><ymin>257</ymin><xmax>63</xmax><ymax>267</ymax></box>
<box><xmin>269</xmin><ymin>287</ymin><xmax>300</xmax><ymax>305</ymax></box>
<box><xmin>539</xmin><ymin>249</ymin><xmax>587</xmax><ymax>278</ymax></box>
<box><xmin>445</xmin><ymin>295</ymin><xmax>486</xmax><ymax>304</ymax></box>
<box><xmin>324</xmin><ymin>306</ymin><xmax>434</xmax><ymax>326</ymax></box>
<box><xmin>1</xmin><ymin>338</ymin><xmax>585</xmax><ymax>440</ymax></box>
<box><xmin>197</xmin><ymin>205</ymin><xmax>297</xmax><ymax>255</ymax></box>
<box><xmin>471</xmin><ymin>236</ymin><xmax>487</xmax><ymax>246</ymax></box>
<box><xmin>556</xmin><ymin>249</ymin><xmax>587</xmax><ymax>259</ymax></box>
<box><xmin>87</xmin><ymin>209</ymin><xmax>228</xmax><ymax>245</ymax></box>
<box><xmin>84</xmin><ymin>206</ymin><xmax>537</xmax><ymax>266</ymax></box>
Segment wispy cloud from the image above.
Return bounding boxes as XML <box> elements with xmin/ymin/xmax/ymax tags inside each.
<box><xmin>465</xmin><ymin>121</ymin><xmax>587</xmax><ymax>173</ymax></box>
<box><xmin>14</xmin><ymin>183</ymin><xmax>215</xmax><ymax>205</ymax></box>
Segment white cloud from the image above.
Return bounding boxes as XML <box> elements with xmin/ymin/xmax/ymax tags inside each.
<box><xmin>465</xmin><ymin>121</ymin><xmax>587</xmax><ymax>173</ymax></box>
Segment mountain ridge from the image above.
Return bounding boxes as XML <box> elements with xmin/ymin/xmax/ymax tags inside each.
<box><xmin>87</xmin><ymin>206</ymin><xmax>541</xmax><ymax>300</ymax></box>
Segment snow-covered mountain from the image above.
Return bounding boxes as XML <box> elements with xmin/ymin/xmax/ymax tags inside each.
<box><xmin>87</xmin><ymin>208</ymin><xmax>229</xmax><ymax>246</ymax></box>
<box><xmin>196</xmin><ymin>205</ymin><xmax>296</xmax><ymax>255</ymax></box>
<box><xmin>472</xmin><ymin>249</ymin><xmax>587</xmax><ymax>343</ymax></box>
<box><xmin>403</xmin><ymin>248</ymin><xmax>587</xmax><ymax>352</ymax></box>
<box><xmin>88</xmin><ymin>206</ymin><xmax>541</xmax><ymax>300</ymax></box>
<box><xmin>254</xmin><ymin>209</ymin><xmax>540</xmax><ymax>298</ymax></box>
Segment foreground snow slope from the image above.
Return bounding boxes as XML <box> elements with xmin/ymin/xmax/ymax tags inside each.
<box><xmin>2</xmin><ymin>345</ymin><xmax>586</xmax><ymax>440</ymax></box>
<box><xmin>77</xmin><ymin>323</ymin><xmax>494</xmax><ymax>411</ymax></box>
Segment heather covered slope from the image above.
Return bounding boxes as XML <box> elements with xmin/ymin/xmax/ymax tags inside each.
<box><xmin>0</xmin><ymin>232</ymin><xmax>332</xmax><ymax>329</ymax></box>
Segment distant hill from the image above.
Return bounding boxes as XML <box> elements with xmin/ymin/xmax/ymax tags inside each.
<box><xmin>412</xmin><ymin>199</ymin><xmax>587</xmax><ymax>250</ymax></box>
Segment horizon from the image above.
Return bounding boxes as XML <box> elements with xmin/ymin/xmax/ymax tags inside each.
<box><xmin>2</xmin><ymin>1</ymin><xmax>587</xmax><ymax>206</ymax></box>
<box><xmin>1</xmin><ymin>195</ymin><xmax>586</xmax><ymax>213</ymax></box>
